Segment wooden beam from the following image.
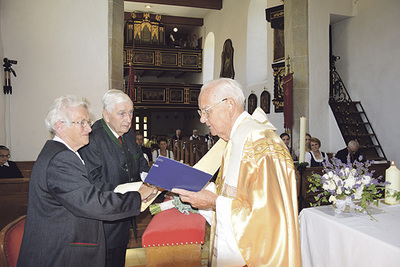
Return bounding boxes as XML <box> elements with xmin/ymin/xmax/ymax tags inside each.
<box><xmin>175</xmin><ymin>72</ymin><xmax>186</xmax><ymax>79</ymax></box>
<box><xmin>156</xmin><ymin>71</ymin><xmax>166</xmax><ymax>78</ymax></box>
<box><xmin>124</xmin><ymin>12</ymin><xmax>203</xmax><ymax>26</ymax></box>
<box><xmin>125</xmin><ymin>0</ymin><xmax>222</xmax><ymax>10</ymax></box>
<box><xmin>139</xmin><ymin>70</ymin><xmax>148</xmax><ymax>77</ymax></box>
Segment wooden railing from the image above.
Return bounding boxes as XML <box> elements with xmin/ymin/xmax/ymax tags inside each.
<box><xmin>170</xmin><ymin>139</ymin><xmax>209</xmax><ymax>166</ymax></box>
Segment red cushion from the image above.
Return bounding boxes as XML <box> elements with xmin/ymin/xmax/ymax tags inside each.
<box><xmin>5</xmin><ymin>218</ymin><xmax>25</xmax><ymax>267</ymax></box>
<box><xmin>142</xmin><ymin>208</ymin><xmax>205</xmax><ymax>247</ymax></box>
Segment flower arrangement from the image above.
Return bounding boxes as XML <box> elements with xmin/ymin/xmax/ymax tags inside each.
<box><xmin>308</xmin><ymin>156</ymin><xmax>391</xmax><ymax>216</ymax></box>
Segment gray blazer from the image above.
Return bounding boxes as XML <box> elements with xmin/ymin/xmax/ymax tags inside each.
<box><xmin>17</xmin><ymin>140</ymin><xmax>142</xmax><ymax>267</ymax></box>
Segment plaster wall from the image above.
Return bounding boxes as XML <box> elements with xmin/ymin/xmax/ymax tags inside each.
<box><xmin>331</xmin><ymin>0</ymin><xmax>400</xmax><ymax>163</ymax></box>
<box><xmin>0</xmin><ymin>0</ymin><xmax>109</xmax><ymax>160</ymax></box>
<box><xmin>308</xmin><ymin>0</ymin><xmax>357</xmax><ymax>154</ymax></box>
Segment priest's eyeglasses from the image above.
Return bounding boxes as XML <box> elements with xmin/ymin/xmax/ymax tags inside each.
<box><xmin>197</xmin><ymin>98</ymin><xmax>227</xmax><ymax>117</ymax></box>
<box><xmin>62</xmin><ymin>119</ymin><xmax>93</xmax><ymax>127</ymax></box>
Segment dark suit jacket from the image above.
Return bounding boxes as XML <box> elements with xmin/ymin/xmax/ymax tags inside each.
<box><xmin>141</xmin><ymin>146</ymin><xmax>153</xmax><ymax>162</ymax></box>
<box><xmin>335</xmin><ymin>147</ymin><xmax>362</xmax><ymax>164</ymax></box>
<box><xmin>0</xmin><ymin>160</ymin><xmax>23</xmax><ymax>178</ymax></box>
<box><xmin>79</xmin><ymin>119</ymin><xmax>150</xmax><ymax>249</ymax></box>
<box><xmin>18</xmin><ymin>140</ymin><xmax>142</xmax><ymax>267</ymax></box>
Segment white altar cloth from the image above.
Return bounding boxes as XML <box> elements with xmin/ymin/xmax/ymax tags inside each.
<box><xmin>299</xmin><ymin>203</ymin><xmax>400</xmax><ymax>267</ymax></box>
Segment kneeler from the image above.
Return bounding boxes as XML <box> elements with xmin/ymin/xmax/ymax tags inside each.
<box><xmin>142</xmin><ymin>208</ymin><xmax>206</xmax><ymax>267</ymax></box>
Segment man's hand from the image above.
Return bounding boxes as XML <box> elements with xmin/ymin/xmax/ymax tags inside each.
<box><xmin>138</xmin><ymin>183</ymin><xmax>158</xmax><ymax>202</ymax></box>
<box><xmin>172</xmin><ymin>188</ymin><xmax>218</xmax><ymax>211</ymax></box>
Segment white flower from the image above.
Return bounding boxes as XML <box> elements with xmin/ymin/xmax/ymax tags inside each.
<box><xmin>344</xmin><ymin>176</ymin><xmax>356</xmax><ymax>189</ymax></box>
<box><xmin>336</xmin><ymin>186</ymin><xmax>342</xmax><ymax>195</ymax></box>
<box><xmin>329</xmin><ymin>195</ymin><xmax>337</xmax><ymax>203</ymax></box>
<box><xmin>354</xmin><ymin>186</ymin><xmax>364</xmax><ymax>200</ymax></box>
<box><xmin>323</xmin><ymin>179</ymin><xmax>336</xmax><ymax>191</ymax></box>
<box><xmin>362</xmin><ymin>175</ymin><xmax>371</xmax><ymax>184</ymax></box>
<box><xmin>332</xmin><ymin>174</ymin><xmax>341</xmax><ymax>184</ymax></box>
<box><xmin>344</xmin><ymin>167</ymin><xmax>351</xmax><ymax>175</ymax></box>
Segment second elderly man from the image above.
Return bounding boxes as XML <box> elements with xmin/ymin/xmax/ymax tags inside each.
<box><xmin>80</xmin><ymin>89</ymin><xmax>150</xmax><ymax>267</ymax></box>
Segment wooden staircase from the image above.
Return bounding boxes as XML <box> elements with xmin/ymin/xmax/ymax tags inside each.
<box><xmin>329</xmin><ymin>56</ymin><xmax>386</xmax><ymax>161</ymax></box>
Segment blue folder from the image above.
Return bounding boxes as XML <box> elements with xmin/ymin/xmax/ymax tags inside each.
<box><xmin>145</xmin><ymin>156</ymin><xmax>212</xmax><ymax>192</ymax></box>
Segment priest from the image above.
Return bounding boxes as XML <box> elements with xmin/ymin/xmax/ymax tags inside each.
<box><xmin>173</xmin><ymin>78</ymin><xmax>301</xmax><ymax>266</ymax></box>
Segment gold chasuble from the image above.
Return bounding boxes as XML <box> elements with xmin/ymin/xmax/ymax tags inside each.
<box><xmin>215</xmin><ymin>108</ymin><xmax>301</xmax><ymax>266</ymax></box>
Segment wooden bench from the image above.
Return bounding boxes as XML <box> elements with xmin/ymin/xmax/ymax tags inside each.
<box><xmin>15</xmin><ymin>161</ymin><xmax>35</xmax><ymax>178</ymax></box>
<box><xmin>0</xmin><ymin>178</ymin><xmax>30</xmax><ymax>229</ymax></box>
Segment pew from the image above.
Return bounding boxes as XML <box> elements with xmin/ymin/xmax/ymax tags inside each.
<box><xmin>14</xmin><ymin>161</ymin><xmax>35</xmax><ymax>178</ymax></box>
<box><xmin>0</xmin><ymin>178</ymin><xmax>30</xmax><ymax>229</ymax></box>
<box><xmin>0</xmin><ymin>161</ymin><xmax>34</xmax><ymax>229</ymax></box>
<box><xmin>297</xmin><ymin>162</ymin><xmax>390</xmax><ymax>211</ymax></box>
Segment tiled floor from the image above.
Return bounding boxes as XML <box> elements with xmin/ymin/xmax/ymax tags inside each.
<box><xmin>125</xmin><ymin>242</ymin><xmax>210</xmax><ymax>267</ymax></box>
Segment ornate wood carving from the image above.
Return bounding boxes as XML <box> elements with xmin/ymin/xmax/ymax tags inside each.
<box><xmin>133</xmin><ymin>82</ymin><xmax>201</xmax><ymax>109</ymax></box>
<box><xmin>272</xmin><ymin>62</ymin><xmax>285</xmax><ymax>113</ymax></box>
<box><xmin>125</xmin><ymin>46</ymin><xmax>202</xmax><ymax>72</ymax></box>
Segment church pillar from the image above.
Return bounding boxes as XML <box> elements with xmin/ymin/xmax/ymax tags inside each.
<box><xmin>108</xmin><ymin>0</ymin><xmax>124</xmax><ymax>90</ymax></box>
<box><xmin>284</xmin><ymin>0</ymin><xmax>309</xmax><ymax>147</ymax></box>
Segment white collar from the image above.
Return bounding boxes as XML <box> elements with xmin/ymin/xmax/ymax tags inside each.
<box><xmin>104</xmin><ymin>121</ymin><xmax>120</xmax><ymax>138</ymax></box>
<box><xmin>53</xmin><ymin>135</ymin><xmax>85</xmax><ymax>164</ymax></box>
<box><xmin>1</xmin><ymin>161</ymin><xmax>10</xmax><ymax>167</ymax></box>
<box><xmin>230</xmin><ymin>111</ymin><xmax>249</xmax><ymax>139</ymax></box>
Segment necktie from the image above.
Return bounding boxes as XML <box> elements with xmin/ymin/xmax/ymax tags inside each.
<box><xmin>118</xmin><ymin>136</ymin><xmax>123</xmax><ymax>144</ymax></box>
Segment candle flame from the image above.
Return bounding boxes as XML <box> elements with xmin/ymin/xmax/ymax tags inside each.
<box><xmin>392</xmin><ymin>161</ymin><xmax>395</xmax><ymax>166</ymax></box>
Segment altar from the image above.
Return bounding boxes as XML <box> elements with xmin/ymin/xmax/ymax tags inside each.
<box><xmin>299</xmin><ymin>203</ymin><xmax>400</xmax><ymax>267</ymax></box>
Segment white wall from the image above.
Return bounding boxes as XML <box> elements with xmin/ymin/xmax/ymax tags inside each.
<box><xmin>308</xmin><ymin>0</ymin><xmax>357</xmax><ymax>154</ymax></box>
<box><xmin>331</xmin><ymin>0</ymin><xmax>400</xmax><ymax>163</ymax></box>
<box><xmin>201</xmin><ymin>0</ymin><xmax>286</xmax><ymax>133</ymax></box>
<box><xmin>0</xmin><ymin>0</ymin><xmax>109</xmax><ymax>160</ymax></box>
<box><xmin>203</xmin><ymin>0</ymin><xmax>249</xmax><ymax>86</ymax></box>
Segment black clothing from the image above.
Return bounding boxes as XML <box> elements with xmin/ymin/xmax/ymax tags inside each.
<box><xmin>0</xmin><ymin>160</ymin><xmax>23</xmax><ymax>178</ymax></box>
<box><xmin>309</xmin><ymin>151</ymin><xmax>327</xmax><ymax>167</ymax></box>
<box><xmin>141</xmin><ymin>146</ymin><xmax>153</xmax><ymax>162</ymax></box>
<box><xmin>335</xmin><ymin>147</ymin><xmax>362</xmax><ymax>164</ymax></box>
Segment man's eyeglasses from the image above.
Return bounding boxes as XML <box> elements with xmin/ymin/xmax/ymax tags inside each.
<box><xmin>197</xmin><ymin>98</ymin><xmax>227</xmax><ymax>117</ymax></box>
<box><xmin>62</xmin><ymin>119</ymin><xmax>93</xmax><ymax>127</ymax></box>
<box><xmin>0</xmin><ymin>154</ymin><xmax>10</xmax><ymax>158</ymax></box>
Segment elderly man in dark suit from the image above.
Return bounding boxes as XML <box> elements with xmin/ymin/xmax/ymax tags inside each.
<box><xmin>335</xmin><ymin>140</ymin><xmax>362</xmax><ymax>164</ymax></box>
<box><xmin>79</xmin><ymin>89</ymin><xmax>151</xmax><ymax>267</ymax></box>
<box><xmin>18</xmin><ymin>95</ymin><xmax>156</xmax><ymax>267</ymax></box>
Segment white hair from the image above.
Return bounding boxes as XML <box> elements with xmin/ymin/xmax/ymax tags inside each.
<box><xmin>201</xmin><ymin>78</ymin><xmax>245</xmax><ymax>110</ymax></box>
<box><xmin>348</xmin><ymin>140</ymin><xmax>360</xmax><ymax>149</ymax></box>
<box><xmin>45</xmin><ymin>95</ymin><xmax>90</xmax><ymax>134</ymax></box>
<box><xmin>102</xmin><ymin>89</ymin><xmax>132</xmax><ymax>112</ymax></box>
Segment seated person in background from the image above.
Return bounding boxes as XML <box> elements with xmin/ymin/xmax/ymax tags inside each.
<box><xmin>305</xmin><ymin>133</ymin><xmax>312</xmax><ymax>152</ymax></box>
<box><xmin>189</xmin><ymin>129</ymin><xmax>201</xmax><ymax>140</ymax></box>
<box><xmin>280</xmin><ymin>133</ymin><xmax>296</xmax><ymax>160</ymax></box>
<box><xmin>0</xmin><ymin>145</ymin><xmax>23</xmax><ymax>178</ymax></box>
<box><xmin>172</xmin><ymin>128</ymin><xmax>183</xmax><ymax>140</ymax></box>
<box><xmin>305</xmin><ymin>137</ymin><xmax>328</xmax><ymax>167</ymax></box>
<box><xmin>136</xmin><ymin>132</ymin><xmax>152</xmax><ymax>163</ymax></box>
<box><xmin>152</xmin><ymin>137</ymin><xmax>174</xmax><ymax>160</ymax></box>
<box><xmin>335</xmin><ymin>140</ymin><xmax>362</xmax><ymax>164</ymax></box>
<box><xmin>204</xmin><ymin>131</ymin><xmax>215</xmax><ymax>150</ymax></box>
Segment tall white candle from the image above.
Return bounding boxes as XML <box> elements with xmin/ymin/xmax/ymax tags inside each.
<box><xmin>299</xmin><ymin>117</ymin><xmax>306</xmax><ymax>163</ymax></box>
<box><xmin>385</xmin><ymin>161</ymin><xmax>400</xmax><ymax>205</ymax></box>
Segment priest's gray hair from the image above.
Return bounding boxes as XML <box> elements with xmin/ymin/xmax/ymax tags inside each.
<box><xmin>102</xmin><ymin>89</ymin><xmax>132</xmax><ymax>112</ymax></box>
<box><xmin>45</xmin><ymin>95</ymin><xmax>90</xmax><ymax>135</ymax></box>
<box><xmin>201</xmin><ymin>78</ymin><xmax>245</xmax><ymax>111</ymax></box>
